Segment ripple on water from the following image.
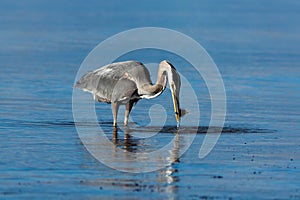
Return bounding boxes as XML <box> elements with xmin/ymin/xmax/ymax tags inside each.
<box><xmin>0</xmin><ymin>118</ymin><xmax>275</xmax><ymax>134</ymax></box>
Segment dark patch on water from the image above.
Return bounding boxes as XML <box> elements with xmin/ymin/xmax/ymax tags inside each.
<box><xmin>0</xmin><ymin>118</ymin><xmax>275</xmax><ymax>134</ymax></box>
<box><xmin>136</xmin><ymin>125</ymin><xmax>274</xmax><ymax>134</ymax></box>
<box><xmin>0</xmin><ymin>119</ymin><xmax>76</xmax><ymax>129</ymax></box>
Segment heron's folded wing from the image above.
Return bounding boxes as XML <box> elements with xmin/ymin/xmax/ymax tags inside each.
<box><xmin>111</xmin><ymin>78</ymin><xmax>139</xmax><ymax>103</ymax></box>
<box><xmin>75</xmin><ymin>61</ymin><xmax>147</xmax><ymax>103</ymax></box>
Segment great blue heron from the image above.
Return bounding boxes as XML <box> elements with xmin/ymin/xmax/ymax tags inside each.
<box><xmin>75</xmin><ymin>60</ymin><xmax>182</xmax><ymax>127</ymax></box>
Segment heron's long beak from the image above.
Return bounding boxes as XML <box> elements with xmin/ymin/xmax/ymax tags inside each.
<box><xmin>171</xmin><ymin>90</ymin><xmax>180</xmax><ymax>127</ymax></box>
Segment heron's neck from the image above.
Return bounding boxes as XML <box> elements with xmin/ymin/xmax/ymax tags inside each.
<box><xmin>155</xmin><ymin>67</ymin><xmax>167</xmax><ymax>87</ymax></box>
<box><xmin>139</xmin><ymin>67</ymin><xmax>167</xmax><ymax>97</ymax></box>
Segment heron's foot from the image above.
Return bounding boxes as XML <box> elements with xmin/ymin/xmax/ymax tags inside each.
<box><xmin>124</xmin><ymin>117</ymin><xmax>129</xmax><ymax>126</ymax></box>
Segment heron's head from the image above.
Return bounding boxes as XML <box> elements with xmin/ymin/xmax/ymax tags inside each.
<box><xmin>160</xmin><ymin>60</ymin><xmax>182</xmax><ymax>127</ymax></box>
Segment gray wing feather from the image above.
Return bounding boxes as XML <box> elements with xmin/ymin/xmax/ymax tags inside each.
<box><xmin>111</xmin><ymin>78</ymin><xmax>139</xmax><ymax>103</ymax></box>
<box><xmin>75</xmin><ymin>61</ymin><xmax>151</xmax><ymax>103</ymax></box>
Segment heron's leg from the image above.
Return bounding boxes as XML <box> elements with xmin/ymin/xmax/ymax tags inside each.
<box><xmin>112</xmin><ymin>102</ymin><xmax>120</xmax><ymax>127</ymax></box>
<box><xmin>124</xmin><ymin>101</ymin><xmax>134</xmax><ymax>126</ymax></box>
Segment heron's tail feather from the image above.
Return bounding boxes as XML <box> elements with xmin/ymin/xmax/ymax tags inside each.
<box><xmin>74</xmin><ymin>72</ymin><xmax>94</xmax><ymax>90</ymax></box>
<box><xmin>74</xmin><ymin>80</ymin><xmax>82</xmax><ymax>88</ymax></box>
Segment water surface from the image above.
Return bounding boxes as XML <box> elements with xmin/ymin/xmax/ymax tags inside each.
<box><xmin>0</xmin><ymin>0</ymin><xmax>300</xmax><ymax>199</ymax></box>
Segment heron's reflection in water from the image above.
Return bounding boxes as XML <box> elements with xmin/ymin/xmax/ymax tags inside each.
<box><xmin>111</xmin><ymin>127</ymin><xmax>181</xmax><ymax>197</ymax></box>
<box><xmin>111</xmin><ymin>127</ymin><xmax>138</xmax><ymax>153</ymax></box>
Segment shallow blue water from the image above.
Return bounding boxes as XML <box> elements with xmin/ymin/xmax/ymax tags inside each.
<box><xmin>1</xmin><ymin>0</ymin><xmax>300</xmax><ymax>199</ymax></box>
